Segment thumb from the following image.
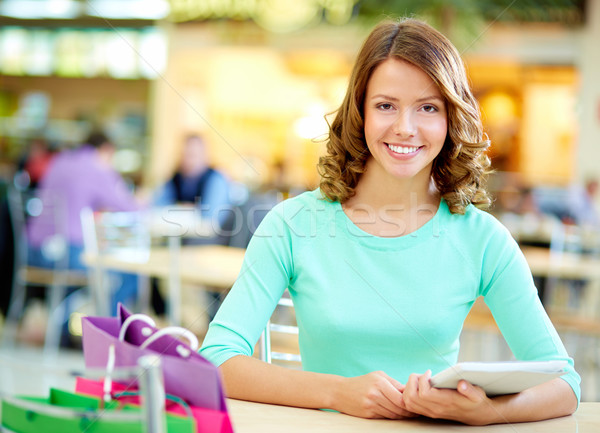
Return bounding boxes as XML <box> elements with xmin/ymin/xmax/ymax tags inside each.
<box><xmin>457</xmin><ymin>380</ymin><xmax>481</xmax><ymax>402</ymax></box>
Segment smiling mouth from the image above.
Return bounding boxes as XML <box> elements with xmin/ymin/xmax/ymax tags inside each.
<box><xmin>386</xmin><ymin>143</ymin><xmax>422</xmax><ymax>154</ymax></box>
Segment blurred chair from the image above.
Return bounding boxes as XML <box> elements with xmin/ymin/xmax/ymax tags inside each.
<box><xmin>224</xmin><ymin>189</ymin><xmax>282</xmax><ymax>249</ymax></box>
<box><xmin>1</xmin><ymin>186</ymin><xmax>88</xmax><ymax>356</ymax></box>
<box><xmin>258</xmin><ymin>289</ymin><xmax>301</xmax><ymax>367</ymax></box>
<box><xmin>545</xmin><ymin>223</ymin><xmax>600</xmax><ymax>316</ymax></box>
<box><xmin>80</xmin><ymin>208</ymin><xmax>151</xmax><ymax>317</ymax></box>
<box><xmin>545</xmin><ymin>223</ymin><xmax>600</xmax><ymax>400</ymax></box>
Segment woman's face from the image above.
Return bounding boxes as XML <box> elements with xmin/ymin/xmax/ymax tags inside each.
<box><xmin>363</xmin><ymin>58</ymin><xmax>448</xmax><ymax>184</ymax></box>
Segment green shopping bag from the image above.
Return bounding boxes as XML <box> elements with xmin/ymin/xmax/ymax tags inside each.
<box><xmin>1</xmin><ymin>388</ymin><xmax>195</xmax><ymax>433</ymax></box>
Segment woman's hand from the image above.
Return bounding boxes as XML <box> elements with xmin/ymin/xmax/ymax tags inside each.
<box><xmin>332</xmin><ymin>371</ymin><xmax>418</xmax><ymax>419</ymax></box>
<box><xmin>401</xmin><ymin>370</ymin><xmax>496</xmax><ymax>425</ymax></box>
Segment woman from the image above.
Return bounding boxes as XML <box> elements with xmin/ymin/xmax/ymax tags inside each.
<box><xmin>200</xmin><ymin>18</ymin><xmax>579</xmax><ymax>425</ymax></box>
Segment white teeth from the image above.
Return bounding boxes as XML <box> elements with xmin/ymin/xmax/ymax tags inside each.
<box><xmin>387</xmin><ymin>144</ymin><xmax>420</xmax><ymax>154</ymax></box>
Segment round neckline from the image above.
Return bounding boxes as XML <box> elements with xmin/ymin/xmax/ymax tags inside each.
<box><xmin>332</xmin><ymin>198</ymin><xmax>447</xmax><ymax>250</ymax></box>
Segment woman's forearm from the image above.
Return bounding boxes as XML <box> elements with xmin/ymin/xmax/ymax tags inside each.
<box><xmin>219</xmin><ymin>355</ymin><xmax>413</xmax><ymax>419</ymax></box>
<box><xmin>219</xmin><ymin>355</ymin><xmax>341</xmax><ymax>410</ymax></box>
<box><xmin>486</xmin><ymin>378</ymin><xmax>577</xmax><ymax>424</ymax></box>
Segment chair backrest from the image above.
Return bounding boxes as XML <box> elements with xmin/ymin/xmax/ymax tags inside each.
<box><xmin>258</xmin><ymin>290</ymin><xmax>301</xmax><ymax>366</ymax></box>
<box><xmin>6</xmin><ymin>186</ymin><xmax>29</xmax><ymax>272</ymax></box>
<box><xmin>550</xmin><ymin>224</ymin><xmax>600</xmax><ymax>256</ymax></box>
<box><xmin>81</xmin><ymin>208</ymin><xmax>151</xmax><ymax>263</ymax></box>
<box><xmin>226</xmin><ymin>191</ymin><xmax>282</xmax><ymax>248</ymax></box>
<box><xmin>7</xmin><ymin>186</ymin><xmax>73</xmax><ymax>273</ymax></box>
<box><xmin>546</xmin><ymin>223</ymin><xmax>600</xmax><ymax>322</ymax></box>
<box><xmin>3</xmin><ymin>186</ymin><xmax>87</xmax><ymax>355</ymax></box>
<box><xmin>80</xmin><ymin>208</ymin><xmax>151</xmax><ymax>316</ymax></box>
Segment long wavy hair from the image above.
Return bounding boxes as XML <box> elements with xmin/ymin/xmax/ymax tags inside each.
<box><xmin>318</xmin><ymin>18</ymin><xmax>491</xmax><ymax>214</ymax></box>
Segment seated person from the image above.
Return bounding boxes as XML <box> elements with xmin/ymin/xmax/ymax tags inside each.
<box><xmin>152</xmin><ymin>134</ymin><xmax>232</xmax><ymax>320</ymax></box>
<box><xmin>27</xmin><ymin>131</ymin><xmax>141</xmax><ymax>317</ymax></box>
<box><xmin>153</xmin><ymin>134</ymin><xmax>231</xmax><ymax>237</ymax></box>
<box><xmin>200</xmin><ymin>18</ymin><xmax>580</xmax><ymax>425</ymax></box>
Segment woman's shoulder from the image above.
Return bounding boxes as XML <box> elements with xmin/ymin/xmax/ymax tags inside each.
<box><xmin>445</xmin><ymin>202</ymin><xmax>513</xmax><ymax>241</ymax></box>
<box><xmin>256</xmin><ymin>189</ymin><xmax>332</xmax><ymax>235</ymax></box>
<box><xmin>441</xmin><ymin>203</ymin><xmax>520</xmax><ymax>265</ymax></box>
<box><xmin>271</xmin><ymin>188</ymin><xmax>331</xmax><ymax>215</ymax></box>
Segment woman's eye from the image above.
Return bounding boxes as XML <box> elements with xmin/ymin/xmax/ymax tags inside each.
<box><xmin>421</xmin><ymin>104</ymin><xmax>438</xmax><ymax>113</ymax></box>
<box><xmin>377</xmin><ymin>103</ymin><xmax>393</xmax><ymax>110</ymax></box>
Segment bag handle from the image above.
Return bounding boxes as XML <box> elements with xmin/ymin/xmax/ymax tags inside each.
<box><xmin>119</xmin><ymin>313</ymin><xmax>198</xmax><ymax>357</ymax></box>
<box><xmin>139</xmin><ymin>327</ymin><xmax>199</xmax><ymax>357</ymax></box>
<box><xmin>103</xmin><ymin>344</ymin><xmax>116</xmax><ymax>403</ymax></box>
<box><xmin>118</xmin><ymin>314</ymin><xmax>156</xmax><ymax>342</ymax></box>
<box><xmin>0</xmin><ymin>393</ymin><xmax>142</xmax><ymax>422</ymax></box>
<box><xmin>114</xmin><ymin>391</ymin><xmax>194</xmax><ymax>419</ymax></box>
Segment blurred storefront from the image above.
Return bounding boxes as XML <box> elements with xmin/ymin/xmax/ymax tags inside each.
<box><xmin>148</xmin><ymin>19</ymin><xmax>358</xmax><ymax>191</ymax></box>
<box><xmin>0</xmin><ymin>0</ymin><xmax>168</xmax><ymax>181</ymax></box>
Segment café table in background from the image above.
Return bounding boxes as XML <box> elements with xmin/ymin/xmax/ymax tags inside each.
<box><xmin>83</xmin><ymin>244</ymin><xmax>245</xmax><ymax>326</ymax></box>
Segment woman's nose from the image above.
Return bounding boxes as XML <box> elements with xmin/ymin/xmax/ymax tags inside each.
<box><xmin>392</xmin><ymin>109</ymin><xmax>416</xmax><ymax>138</ymax></box>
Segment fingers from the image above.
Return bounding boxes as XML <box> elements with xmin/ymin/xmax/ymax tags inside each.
<box><xmin>378</xmin><ymin>371</ymin><xmax>406</xmax><ymax>392</ymax></box>
<box><xmin>375</xmin><ymin>372</ymin><xmax>406</xmax><ymax>406</ymax></box>
<box><xmin>403</xmin><ymin>372</ymin><xmax>429</xmax><ymax>414</ymax></box>
<box><xmin>403</xmin><ymin>371</ymin><xmax>489</xmax><ymax>422</ymax></box>
<box><xmin>404</xmin><ymin>370</ymin><xmax>452</xmax><ymax>416</ymax></box>
<box><xmin>456</xmin><ymin>380</ymin><xmax>486</xmax><ymax>402</ymax></box>
<box><xmin>418</xmin><ymin>370</ymin><xmax>432</xmax><ymax>396</ymax></box>
<box><xmin>367</xmin><ymin>372</ymin><xmax>413</xmax><ymax>418</ymax></box>
<box><xmin>338</xmin><ymin>372</ymin><xmax>415</xmax><ymax>419</ymax></box>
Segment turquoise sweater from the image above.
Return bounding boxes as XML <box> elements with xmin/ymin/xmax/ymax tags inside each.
<box><xmin>200</xmin><ymin>189</ymin><xmax>580</xmax><ymax>402</ymax></box>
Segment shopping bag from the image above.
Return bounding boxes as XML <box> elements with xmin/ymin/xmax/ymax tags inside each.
<box><xmin>75</xmin><ymin>377</ymin><xmax>234</xmax><ymax>433</ymax></box>
<box><xmin>81</xmin><ymin>304</ymin><xmax>227</xmax><ymax>411</ymax></box>
<box><xmin>1</xmin><ymin>387</ymin><xmax>195</xmax><ymax>433</ymax></box>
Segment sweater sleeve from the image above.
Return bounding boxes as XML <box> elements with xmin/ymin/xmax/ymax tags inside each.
<box><xmin>479</xmin><ymin>222</ymin><xmax>581</xmax><ymax>404</ymax></box>
<box><xmin>199</xmin><ymin>203</ymin><xmax>294</xmax><ymax>367</ymax></box>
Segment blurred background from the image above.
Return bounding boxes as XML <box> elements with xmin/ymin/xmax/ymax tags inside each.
<box><xmin>0</xmin><ymin>0</ymin><xmax>599</xmax><ymax>401</ymax></box>
<box><xmin>0</xmin><ymin>0</ymin><xmax>597</xmax><ymax>196</ymax></box>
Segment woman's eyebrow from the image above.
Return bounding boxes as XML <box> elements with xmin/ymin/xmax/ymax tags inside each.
<box><xmin>415</xmin><ymin>95</ymin><xmax>444</xmax><ymax>103</ymax></box>
<box><xmin>370</xmin><ymin>94</ymin><xmax>444</xmax><ymax>103</ymax></box>
<box><xmin>370</xmin><ymin>94</ymin><xmax>399</xmax><ymax>101</ymax></box>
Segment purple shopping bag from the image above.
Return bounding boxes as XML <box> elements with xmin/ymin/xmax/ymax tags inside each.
<box><xmin>81</xmin><ymin>304</ymin><xmax>227</xmax><ymax>411</ymax></box>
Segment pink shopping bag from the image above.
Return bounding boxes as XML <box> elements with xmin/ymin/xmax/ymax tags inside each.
<box><xmin>75</xmin><ymin>377</ymin><xmax>233</xmax><ymax>433</ymax></box>
<box><xmin>81</xmin><ymin>304</ymin><xmax>227</xmax><ymax>412</ymax></box>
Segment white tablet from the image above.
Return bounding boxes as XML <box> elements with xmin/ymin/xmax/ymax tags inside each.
<box><xmin>430</xmin><ymin>360</ymin><xmax>568</xmax><ymax>396</ymax></box>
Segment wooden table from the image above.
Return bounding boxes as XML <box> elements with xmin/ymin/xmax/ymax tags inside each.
<box><xmin>82</xmin><ymin>245</ymin><xmax>245</xmax><ymax>324</ymax></box>
<box><xmin>226</xmin><ymin>399</ymin><xmax>599</xmax><ymax>433</ymax></box>
<box><xmin>522</xmin><ymin>246</ymin><xmax>600</xmax><ymax>279</ymax></box>
<box><xmin>83</xmin><ymin>245</ymin><xmax>245</xmax><ymax>288</ymax></box>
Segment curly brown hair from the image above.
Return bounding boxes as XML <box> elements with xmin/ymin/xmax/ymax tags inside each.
<box><xmin>317</xmin><ymin>18</ymin><xmax>491</xmax><ymax>214</ymax></box>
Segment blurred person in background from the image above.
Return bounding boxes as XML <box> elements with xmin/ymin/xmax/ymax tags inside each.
<box><xmin>567</xmin><ymin>177</ymin><xmax>600</xmax><ymax>227</ymax></box>
<box><xmin>26</xmin><ymin>131</ymin><xmax>141</xmax><ymax>339</ymax></box>
<box><xmin>153</xmin><ymin>134</ymin><xmax>231</xmax><ymax>232</ymax></box>
<box><xmin>16</xmin><ymin>136</ymin><xmax>55</xmax><ymax>190</ymax></box>
<box><xmin>152</xmin><ymin>133</ymin><xmax>233</xmax><ymax>324</ymax></box>
<box><xmin>28</xmin><ymin>131</ymin><xmax>139</xmax><ymax>269</ymax></box>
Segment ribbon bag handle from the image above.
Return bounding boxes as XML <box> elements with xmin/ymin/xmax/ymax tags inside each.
<box><xmin>118</xmin><ymin>314</ymin><xmax>157</xmax><ymax>342</ymax></box>
<box><xmin>103</xmin><ymin>344</ymin><xmax>116</xmax><ymax>403</ymax></box>
<box><xmin>119</xmin><ymin>313</ymin><xmax>198</xmax><ymax>357</ymax></box>
<box><xmin>114</xmin><ymin>391</ymin><xmax>194</xmax><ymax>419</ymax></box>
<box><xmin>139</xmin><ymin>327</ymin><xmax>199</xmax><ymax>358</ymax></box>
<box><xmin>103</xmin><ymin>313</ymin><xmax>155</xmax><ymax>403</ymax></box>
